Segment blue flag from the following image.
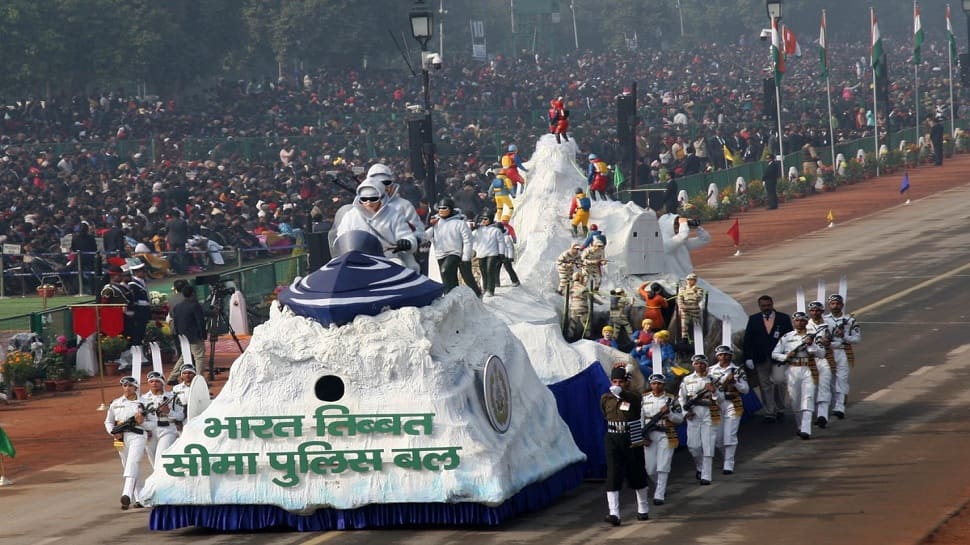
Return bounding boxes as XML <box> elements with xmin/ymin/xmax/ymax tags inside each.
<box><xmin>900</xmin><ymin>173</ymin><xmax>910</xmax><ymax>194</ymax></box>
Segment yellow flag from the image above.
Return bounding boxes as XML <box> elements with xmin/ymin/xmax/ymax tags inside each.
<box><xmin>826</xmin><ymin>209</ymin><xmax>834</xmax><ymax>222</ymax></box>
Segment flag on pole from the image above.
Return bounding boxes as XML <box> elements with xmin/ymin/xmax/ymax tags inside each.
<box><xmin>900</xmin><ymin>172</ymin><xmax>911</xmax><ymax>193</ymax></box>
<box><xmin>913</xmin><ymin>3</ymin><xmax>924</xmax><ymax>65</ymax></box>
<box><xmin>871</xmin><ymin>9</ymin><xmax>884</xmax><ymax>77</ymax></box>
<box><xmin>727</xmin><ymin>218</ymin><xmax>740</xmax><ymax>246</ymax></box>
<box><xmin>783</xmin><ymin>25</ymin><xmax>800</xmax><ymax>57</ymax></box>
<box><xmin>819</xmin><ymin>12</ymin><xmax>828</xmax><ymax>80</ymax></box>
<box><xmin>0</xmin><ymin>424</ymin><xmax>15</xmax><ymax>458</ymax></box>
<box><xmin>613</xmin><ymin>165</ymin><xmax>625</xmax><ymax>190</ymax></box>
<box><xmin>947</xmin><ymin>4</ymin><xmax>958</xmax><ymax>59</ymax></box>
<box><xmin>771</xmin><ymin>16</ymin><xmax>785</xmax><ymax>86</ymax></box>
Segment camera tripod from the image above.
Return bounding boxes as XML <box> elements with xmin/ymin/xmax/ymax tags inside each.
<box><xmin>205</xmin><ymin>290</ymin><xmax>244</xmax><ymax>383</ymax></box>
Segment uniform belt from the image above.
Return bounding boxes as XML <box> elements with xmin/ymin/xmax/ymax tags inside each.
<box><xmin>606</xmin><ymin>420</ymin><xmax>628</xmax><ymax>433</ymax></box>
<box><xmin>692</xmin><ymin>400</ymin><xmax>711</xmax><ymax>407</ymax></box>
<box><xmin>126</xmin><ymin>427</ymin><xmax>145</xmax><ymax>435</ymax></box>
<box><xmin>789</xmin><ymin>359</ymin><xmax>812</xmax><ymax>367</ymax></box>
<box><xmin>157</xmin><ymin>421</ymin><xmax>170</xmax><ymax>427</ymax></box>
<box><xmin>790</xmin><ymin>357</ymin><xmax>810</xmax><ymax>363</ymax></box>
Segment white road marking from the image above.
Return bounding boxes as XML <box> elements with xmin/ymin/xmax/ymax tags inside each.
<box><xmin>864</xmin><ymin>388</ymin><xmax>892</xmax><ymax>401</ymax></box>
<box><xmin>911</xmin><ymin>365</ymin><xmax>934</xmax><ymax>376</ymax></box>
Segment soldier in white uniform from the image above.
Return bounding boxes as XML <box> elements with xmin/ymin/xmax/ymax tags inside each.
<box><xmin>678</xmin><ymin>354</ymin><xmax>721</xmax><ymax>485</ymax></box>
<box><xmin>140</xmin><ymin>371</ymin><xmax>183</xmax><ymax>469</ymax></box>
<box><xmin>772</xmin><ymin>312</ymin><xmax>825</xmax><ymax>439</ymax></box>
<box><xmin>641</xmin><ymin>374</ymin><xmax>683</xmax><ymax>505</ymax></box>
<box><xmin>104</xmin><ymin>376</ymin><xmax>146</xmax><ymax>510</ymax></box>
<box><xmin>171</xmin><ymin>364</ymin><xmax>198</xmax><ymax>427</ymax></box>
<box><xmin>823</xmin><ymin>294</ymin><xmax>860</xmax><ymax>420</ymax></box>
<box><xmin>709</xmin><ymin>345</ymin><xmax>749</xmax><ymax>474</ymax></box>
<box><xmin>806</xmin><ymin>301</ymin><xmax>834</xmax><ymax>427</ymax></box>
<box><xmin>335</xmin><ymin>178</ymin><xmax>418</xmax><ymax>271</ymax></box>
<box><xmin>367</xmin><ymin>163</ymin><xmax>425</xmax><ymax>245</ymax></box>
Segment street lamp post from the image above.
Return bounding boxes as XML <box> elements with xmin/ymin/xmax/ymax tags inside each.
<box><xmin>766</xmin><ymin>0</ymin><xmax>784</xmax><ymax>176</ymax></box>
<box><xmin>409</xmin><ymin>0</ymin><xmax>437</xmax><ymax>202</ymax></box>
<box><xmin>963</xmin><ymin>1</ymin><xmax>970</xmax><ymax>56</ymax></box>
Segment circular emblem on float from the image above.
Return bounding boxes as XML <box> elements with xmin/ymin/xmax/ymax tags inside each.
<box><xmin>483</xmin><ymin>355</ymin><xmax>511</xmax><ymax>433</ymax></box>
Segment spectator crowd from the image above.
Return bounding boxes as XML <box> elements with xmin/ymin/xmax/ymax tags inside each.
<box><xmin>0</xmin><ymin>34</ymin><xmax>963</xmax><ymax>289</ymax></box>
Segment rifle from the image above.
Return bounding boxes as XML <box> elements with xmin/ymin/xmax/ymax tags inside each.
<box><xmin>146</xmin><ymin>394</ymin><xmax>175</xmax><ymax>415</ymax></box>
<box><xmin>683</xmin><ymin>374</ymin><xmax>724</xmax><ymax>412</ymax></box>
<box><xmin>110</xmin><ymin>403</ymin><xmax>145</xmax><ymax>435</ymax></box>
<box><xmin>110</xmin><ymin>416</ymin><xmax>141</xmax><ymax>435</ymax></box>
<box><xmin>644</xmin><ymin>397</ymin><xmax>674</xmax><ymax>432</ymax></box>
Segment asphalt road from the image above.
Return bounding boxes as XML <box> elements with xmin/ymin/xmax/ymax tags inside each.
<box><xmin>2</xmin><ymin>185</ymin><xmax>970</xmax><ymax>545</ymax></box>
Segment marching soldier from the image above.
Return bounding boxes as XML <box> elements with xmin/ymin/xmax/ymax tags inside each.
<box><xmin>140</xmin><ymin>371</ymin><xmax>183</xmax><ymax>469</ymax></box>
<box><xmin>555</xmin><ymin>243</ymin><xmax>582</xmax><ymax>295</ymax></box>
<box><xmin>679</xmin><ymin>354</ymin><xmax>720</xmax><ymax>485</ymax></box>
<box><xmin>772</xmin><ymin>312</ymin><xmax>825</xmax><ymax>439</ymax></box>
<box><xmin>641</xmin><ymin>374</ymin><xmax>683</xmax><ymax>505</ymax></box>
<box><xmin>806</xmin><ymin>301</ymin><xmax>834</xmax><ymax>427</ymax></box>
<box><xmin>171</xmin><ymin>364</ymin><xmax>198</xmax><ymax>428</ymax></box>
<box><xmin>104</xmin><ymin>376</ymin><xmax>146</xmax><ymax>510</ymax></box>
<box><xmin>600</xmin><ymin>366</ymin><xmax>651</xmax><ymax>526</ymax></box>
<box><xmin>823</xmin><ymin>294</ymin><xmax>860</xmax><ymax>420</ymax></box>
<box><xmin>709</xmin><ymin>345</ymin><xmax>749</xmax><ymax>474</ymax></box>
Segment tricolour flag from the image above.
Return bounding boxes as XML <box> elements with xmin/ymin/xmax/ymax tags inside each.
<box><xmin>819</xmin><ymin>11</ymin><xmax>828</xmax><ymax>80</ymax></box>
<box><xmin>871</xmin><ymin>9</ymin><xmax>884</xmax><ymax>78</ymax></box>
<box><xmin>771</xmin><ymin>16</ymin><xmax>785</xmax><ymax>86</ymax></box>
<box><xmin>0</xmin><ymin>424</ymin><xmax>15</xmax><ymax>458</ymax></box>
<box><xmin>727</xmin><ymin>219</ymin><xmax>740</xmax><ymax>247</ymax></box>
<box><xmin>900</xmin><ymin>172</ymin><xmax>911</xmax><ymax>194</ymax></box>
<box><xmin>914</xmin><ymin>3</ymin><xmax>924</xmax><ymax>65</ymax></box>
<box><xmin>947</xmin><ymin>5</ymin><xmax>958</xmax><ymax>59</ymax></box>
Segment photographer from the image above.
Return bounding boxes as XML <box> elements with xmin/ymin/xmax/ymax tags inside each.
<box><xmin>658</xmin><ymin>213</ymin><xmax>710</xmax><ymax>279</ymax></box>
<box><xmin>166</xmin><ymin>284</ymin><xmax>212</xmax><ymax>383</ymax></box>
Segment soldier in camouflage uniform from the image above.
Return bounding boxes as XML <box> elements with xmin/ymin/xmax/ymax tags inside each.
<box><xmin>568</xmin><ymin>270</ymin><xmax>601</xmax><ymax>339</ymax></box>
<box><xmin>555</xmin><ymin>243</ymin><xmax>582</xmax><ymax>295</ymax></box>
<box><xmin>581</xmin><ymin>238</ymin><xmax>607</xmax><ymax>292</ymax></box>
<box><xmin>609</xmin><ymin>288</ymin><xmax>634</xmax><ymax>342</ymax></box>
<box><xmin>676</xmin><ymin>273</ymin><xmax>705</xmax><ymax>342</ymax></box>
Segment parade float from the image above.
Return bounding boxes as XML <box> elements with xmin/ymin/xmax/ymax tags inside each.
<box><xmin>142</xmin><ymin>133</ymin><xmax>749</xmax><ymax>531</ymax></box>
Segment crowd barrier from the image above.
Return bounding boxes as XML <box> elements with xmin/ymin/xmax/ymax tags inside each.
<box><xmin>0</xmin><ymin>253</ymin><xmax>309</xmax><ymax>366</ymax></box>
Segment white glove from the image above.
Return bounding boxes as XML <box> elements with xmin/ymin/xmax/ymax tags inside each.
<box><xmin>744</xmin><ymin>359</ymin><xmax>755</xmax><ymax>370</ymax></box>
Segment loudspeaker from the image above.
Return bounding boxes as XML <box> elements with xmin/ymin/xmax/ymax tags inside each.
<box><xmin>407</xmin><ymin>112</ymin><xmax>433</xmax><ymax>180</ymax></box>
<box><xmin>306</xmin><ymin>231</ymin><xmax>331</xmax><ymax>271</ymax></box>
<box><xmin>763</xmin><ymin>78</ymin><xmax>777</xmax><ymax>121</ymax></box>
<box><xmin>961</xmin><ymin>53</ymin><xmax>970</xmax><ymax>87</ymax></box>
<box><xmin>616</xmin><ymin>94</ymin><xmax>636</xmax><ymax>141</ymax></box>
<box><xmin>616</xmin><ymin>91</ymin><xmax>637</xmax><ymax>186</ymax></box>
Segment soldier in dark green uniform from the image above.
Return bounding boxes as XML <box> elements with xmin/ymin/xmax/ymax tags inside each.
<box><xmin>600</xmin><ymin>366</ymin><xmax>651</xmax><ymax>526</ymax></box>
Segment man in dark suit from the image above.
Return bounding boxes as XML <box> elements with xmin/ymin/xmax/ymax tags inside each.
<box><xmin>742</xmin><ymin>295</ymin><xmax>793</xmax><ymax>422</ymax></box>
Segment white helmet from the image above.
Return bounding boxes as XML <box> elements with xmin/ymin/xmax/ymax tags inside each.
<box><xmin>366</xmin><ymin>163</ymin><xmax>393</xmax><ymax>182</ymax></box>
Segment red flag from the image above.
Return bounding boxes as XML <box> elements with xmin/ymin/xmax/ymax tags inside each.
<box><xmin>727</xmin><ymin>219</ymin><xmax>740</xmax><ymax>246</ymax></box>
<box><xmin>74</xmin><ymin>305</ymin><xmax>126</xmax><ymax>337</ymax></box>
<box><xmin>783</xmin><ymin>25</ymin><xmax>798</xmax><ymax>56</ymax></box>
<box><xmin>100</xmin><ymin>306</ymin><xmax>125</xmax><ymax>336</ymax></box>
<box><xmin>72</xmin><ymin>306</ymin><xmax>98</xmax><ymax>338</ymax></box>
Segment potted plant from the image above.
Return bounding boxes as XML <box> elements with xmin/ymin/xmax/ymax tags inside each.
<box><xmin>42</xmin><ymin>336</ymin><xmax>77</xmax><ymax>391</ymax></box>
<box><xmin>99</xmin><ymin>335</ymin><xmax>128</xmax><ymax>375</ymax></box>
<box><xmin>149</xmin><ymin>291</ymin><xmax>170</xmax><ymax>321</ymax></box>
<box><xmin>3</xmin><ymin>351</ymin><xmax>36</xmax><ymax>400</ymax></box>
<box><xmin>143</xmin><ymin>320</ymin><xmax>176</xmax><ymax>362</ymax></box>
